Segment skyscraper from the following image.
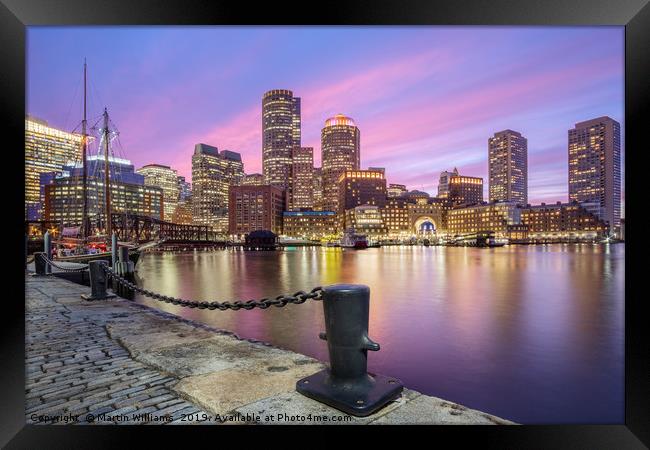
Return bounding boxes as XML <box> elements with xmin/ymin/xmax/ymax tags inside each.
<box><xmin>568</xmin><ymin>116</ymin><xmax>621</xmax><ymax>231</ymax></box>
<box><xmin>177</xmin><ymin>175</ymin><xmax>192</xmax><ymax>201</ymax></box>
<box><xmin>262</xmin><ymin>89</ymin><xmax>301</xmax><ymax>190</ymax></box>
<box><xmin>192</xmin><ymin>143</ymin><xmax>244</xmax><ymax>231</ymax></box>
<box><xmin>321</xmin><ymin>114</ymin><xmax>360</xmax><ymax>212</ymax></box>
<box><xmin>136</xmin><ymin>164</ymin><xmax>180</xmax><ymax>221</ymax></box>
<box><xmin>488</xmin><ymin>130</ymin><xmax>528</xmax><ymax>205</ymax></box>
<box><xmin>437</xmin><ymin>168</ymin><xmax>459</xmax><ymax>198</ymax></box>
<box><xmin>290</xmin><ymin>146</ymin><xmax>314</xmax><ymax>210</ymax></box>
<box><xmin>25</xmin><ymin>116</ymin><xmax>83</xmax><ymax>220</ymax></box>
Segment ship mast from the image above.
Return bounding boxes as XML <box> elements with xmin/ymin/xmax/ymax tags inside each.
<box><xmin>81</xmin><ymin>59</ymin><xmax>88</xmax><ymax>239</ymax></box>
<box><xmin>102</xmin><ymin>108</ymin><xmax>112</xmax><ymax>236</ymax></box>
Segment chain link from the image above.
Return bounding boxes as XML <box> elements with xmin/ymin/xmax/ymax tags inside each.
<box><xmin>102</xmin><ymin>263</ymin><xmax>323</xmax><ymax>310</ymax></box>
<box><xmin>38</xmin><ymin>253</ymin><xmax>90</xmax><ymax>273</ymax></box>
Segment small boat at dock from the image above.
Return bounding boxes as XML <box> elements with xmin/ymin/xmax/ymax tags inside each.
<box><xmin>341</xmin><ymin>228</ymin><xmax>368</xmax><ymax>249</ymax></box>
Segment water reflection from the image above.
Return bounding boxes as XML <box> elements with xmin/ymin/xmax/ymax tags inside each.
<box><xmin>134</xmin><ymin>244</ymin><xmax>624</xmax><ymax>424</ymax></box>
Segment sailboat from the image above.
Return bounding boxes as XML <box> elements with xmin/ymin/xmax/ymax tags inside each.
<box><xmin>51</xmin><ymin>61</ymin><xmax>140</xmax><ymax>265</ymax></box>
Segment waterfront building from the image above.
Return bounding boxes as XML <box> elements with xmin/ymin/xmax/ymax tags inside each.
<box><xmin>338</xmin><ymin>169</ymin><xmax>387</xmax><ymax>230</ymax></box>
<box><xmin>136</xmin><ymin>164</ymin><xmax>180</xmax><ymax>221</ymax></box>
<box><xmin>488</xmin><ymin>130</ymin><xmax>528</xmax><ymax>205</ymax></box>
<box><xmin>405</xmin><ymin>193</ymin><xmax>451</xmax><ymax>236</ymax></box>
<box><xmin>290</xmin><ymin>146</ymin><xmax>314</xmax><ymax>210</ymax></box>
<box><xmin>378</xmin><ymin>191</ymin><xmax>452</xmax><ymax>238</ymax></box>
<box><xmin>448</xmin><ymin>175</ymin><xmax>484</xmax><ymax>206</ymax></box>
<box><xmin>43</xmin><ymin>175</ymin><xmax>163</xmax><ymax>227</ymax></box>
<box><xmin>507</xmin><ymin>224</ymin><xmax>530</xmax><ymax>242</ymax></box>
<box><xmin>282</xmin><ymin>210</ymin><xmax>337</xmax><ymax>240</ymax></box>
<box><xmin>321</xmin><ymin>114</ymin><xmax>360</xmax><ymax>212</ymax></box>
<box><xmin>41</xmin><ymin>156</ymin><xmax>163</xmax><ymax>227</ymax></box>
<box><xmin>242</xmin><ymin>173</ymin><xmax>264</xmax><ymax>186</ymax></box>
<box><xmin>521</xmin><ymin>201</ymin><xmax>608</xmax><ymax>241</ymax></box>
<box><xmin>25</xmin><ymin>115</ymin><xmax>83</xmax><ymax>220</ymax></box>
<box><xmin>338</xmin><ymin>169</ymin><xmax>387</xmax><ymax>212</ymax></box>
<box><xmin>39</xmin><ymin>155</ymin><xmax>146</xmax><ymax>214</ymax></box>
<box><xmin>192</xmin><ymin>143</ymin><xmax>244</xmax><ymax>231</ymax></box>
<box><xmin>178</xmin><ymin>175</ymin><xmax>192</xmax><ymax>201</ymax></box>
<box><xmin>228</xmin><ymin>185</ymin><xmax>285</xmax><ymax>236</ymax></box>
<box><xmin>262</xmin><ymin>89</ymin><xmax>301</xmax><ymax>190</ymax></box>
<box><xmin>312</xmin><ymin>167</ymin><xmax>324</xmax><ymax>211</ymax></box>
<box><xmin>343</xmin><ymin>205</ymin><xmax>388</xmax><ymax>240</ymax></box>
<box><xmin>171</xmin><ymin>199</ymin><xmax>193</xmax><ymax>225</ymax></box>
<box><xmin>368</xmin><ymin>166</ymin><xmax>385</xmax><ymax>174</ymax></box>
<box><xmin>381</xmin><ymin>197</ymin><xmax>411</xmax><ymax>238</ymax></box>
<box><xmin>448</xmin><ymin>201</ymin><xmax>522</xmax><ymax>239</ymax></box>
<box><xmin>387</xmin><ymin>183</ymin><xmax>407</xmax><ymax>198</ymax></box>
<box><xmin>568</xmin><ymin>116</ymin><xmax>621</xmax><ymax>232</ymax></box>
<box><xmin>438</xmin><ymin>168</ymin><xmax>483</xmax><ymax>205</ymax></box>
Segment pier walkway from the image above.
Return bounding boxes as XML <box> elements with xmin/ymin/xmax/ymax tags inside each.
<box><xmin>25</xmin><ymin>275</ymin><xmax>514</xmax><ymax>425</ymax></box>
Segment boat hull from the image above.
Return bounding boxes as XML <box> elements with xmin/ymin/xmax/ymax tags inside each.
<box><xmin>342</xmin><ymin>242</ymin><xmax>368</xmax><ymax>250</ymax></box>
<box><xmin>55</xmin><ymin>250</ymin><xmax>140</xmax><ymax>265</ymax></box>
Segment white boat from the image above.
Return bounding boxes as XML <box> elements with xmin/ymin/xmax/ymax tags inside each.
<box><xmin>341</xmin><ymin>228</ymin><xmax>368</xmax><ymax>249</ymax></box>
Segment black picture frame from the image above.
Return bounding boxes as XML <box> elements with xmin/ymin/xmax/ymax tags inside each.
<box><xmin>1</xmin><ymin>0</ymin><xmax>647</xmax><ymax>447</ymax></box>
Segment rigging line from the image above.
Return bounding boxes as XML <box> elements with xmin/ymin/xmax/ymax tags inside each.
<box><xmin>90</xmin><ymin>115</ymin><xmax>102</xmax><ymax>132</ymax></box>
<box><xmin>61</xmin><ymin>65</ymin><xmax>83</xmax><ymax>135</ymax></box>
<box><xmin>109</xmin><ymin>128</ymin><xmax>122</xmax><ymax>181</ymax></box>
<box><xmin>89</xmin><ymin>76</ymin><xmax>106</xmax><ymax>120</ymax></box>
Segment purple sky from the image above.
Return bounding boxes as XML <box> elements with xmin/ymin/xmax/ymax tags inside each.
<box><xmin>27</xmin><ymin>26</ymin><xmax>624</xmax><ymax>207</ymax></box>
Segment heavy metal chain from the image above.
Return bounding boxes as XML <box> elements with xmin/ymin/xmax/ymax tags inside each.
<box><xmin>102</xmin><ymin>264</ymin><xmax>323</xmax><ymax>310</ymax></box>
<box><xmin>38</xmin><ymin>253</ymin><xmax>90</xmax><ymax>273</ymax></box>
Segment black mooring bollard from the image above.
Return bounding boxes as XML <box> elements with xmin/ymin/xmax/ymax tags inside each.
<box><xmin>34</xmin><ymin>252</ymin><xmax>47</xmax><ymax>276</ymax></box>
<box><xmin>81</xmin><ymin>261</ymin><xmax>116</xmax><ymax>301</ymax></box>
<box><xmin>296</xmin><ymin>284</ymin><xmax>403</xmax><ymax>416</ymax></box>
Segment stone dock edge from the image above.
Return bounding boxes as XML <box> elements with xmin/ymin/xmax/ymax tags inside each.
<box><xmin>25</xmin><ymin>274</ymin><xmax>516</xmax><ymax>425</ymax></box>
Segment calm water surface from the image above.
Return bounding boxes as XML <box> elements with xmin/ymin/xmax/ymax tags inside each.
<box><xmin>133</xmin><ymin>244</ymin><xmax>624</xmax><ymax>424</ymax></box>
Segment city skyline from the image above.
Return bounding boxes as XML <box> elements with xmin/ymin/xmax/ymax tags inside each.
<box><xmin>27</xmin><ymin>26</ymin><xmax>624</xmax><ymax>208</ymax></box>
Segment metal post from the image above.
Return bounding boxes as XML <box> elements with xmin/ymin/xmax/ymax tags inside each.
<box><xmin>113</xmin><ymin>246</ymin><xmax>135</xmax><ymax>299</ymax></box>
<box><xmin>81</xmin><ymin>261</ymin><xmax>116</xmax><ymax>301</ymax></box>
<box><xmin>118</xmin><ymin>246</ymin><xmax>129</xmax><ymax>263</ymax></box>
<box><xmin>296</xmin><ymin>284</ymin><xmax>403</xmax><ymax>416</ymax></box>
<box><xmin>111</xmin><ymin>232</ymin><xmax>118</xmax><ymax>267</ymax></box>
<box><xmin>34</xmin><ymin>252</ymin><xmax>47</xmax><ymax>276</ymax></box>
<box><xmin>43</xmin><ymin>231</ymin><xmax>52</xmax><ymax>274</ymax></box>
<box><xmin>115</xmin><ymin>246</ymin><xmax>134</xmax><ymax>275</ymax></box>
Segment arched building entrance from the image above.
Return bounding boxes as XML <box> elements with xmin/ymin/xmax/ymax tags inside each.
<box><xmin>413</xmin><ymin>216</ymin><xmax>437</xmax><ymax>236</ymax></box>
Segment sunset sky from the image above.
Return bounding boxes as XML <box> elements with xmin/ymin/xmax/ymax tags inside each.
<box><xmin>27</xmin><ymin>26</ymin><xmax>624</xmax><ymax>206</ymax></box>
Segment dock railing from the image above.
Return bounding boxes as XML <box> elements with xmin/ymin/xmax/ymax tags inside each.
<box><xmin>75</xmin><ymin>259</ymin><xmax>404</xmax><ymax>417</ymax></box>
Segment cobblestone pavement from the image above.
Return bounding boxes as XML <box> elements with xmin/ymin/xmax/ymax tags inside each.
<box><xmin>26</xmin><ymin>276</ymin><xmax>213</xmax><ymax>425</ymax></box>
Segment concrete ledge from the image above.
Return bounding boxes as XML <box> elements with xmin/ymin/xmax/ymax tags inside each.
<box><xmin>26</xmin><ymin>275</ymin><xmax>516</xmax><ymax>425</ymax></box>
